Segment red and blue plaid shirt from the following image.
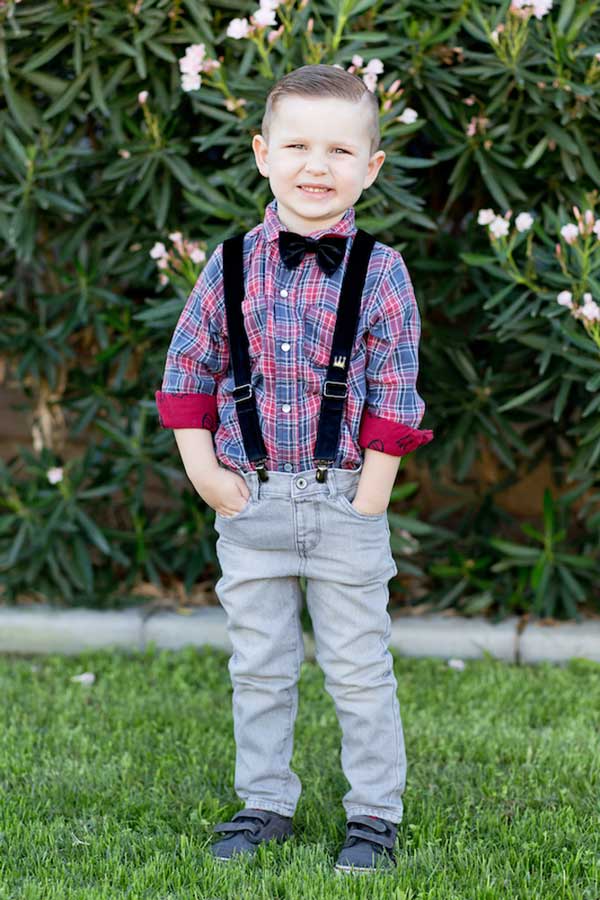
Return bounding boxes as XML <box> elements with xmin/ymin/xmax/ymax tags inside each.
<box><xmin>155</xmin><ymin>198</ymin><xmax>433</xmax><ymax>474</ymax></box>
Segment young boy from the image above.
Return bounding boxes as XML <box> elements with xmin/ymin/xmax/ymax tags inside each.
<box><xmin>155</xmin><ymin>63</ymin><xmax>433</xmax><ymax>875</ymax></box>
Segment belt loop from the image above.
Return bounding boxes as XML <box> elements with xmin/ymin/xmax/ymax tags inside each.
<box><xmin>243</xmin><ymin>470</ymin><xmax>258</xmax><ymax>501</ymax></box>
<box><xmin>327</xmin><ymin>467</ymin><xmax>339</xmax><ymax>499</ymax></box>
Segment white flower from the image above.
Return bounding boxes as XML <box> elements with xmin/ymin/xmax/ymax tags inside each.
<box><xmin>227</xmin><ymin>17</ymin><xmax>251</xmax><ymax>38</ymax></box>
<box><xmin>557</xmin><ymin>292</ymin><xmax>574</xmax><ymax>309</ymax></box>
<box><xmin>181</xmin><ymin>72</ymin><xmax>201</xmax><ymax>92</ymax></box>
<box><xmin>398</xmin><ymin>107</ymin><xmax>418</xmax><ymax>124</ymax></box>
<box><xmin>137</xmin><ymin>91</ymin><xmax>148</xmax><ymax>105</ymax></box>
<box><xmin>71</xmin><ymin>672</ymin><xmax>96</xmax><ymax>684</ymax></box>
<box><xmin>560</xmin><ymin>223</ymin><xmax>579</xmax><ymax>245</ymax></box>
<box><xmin>580</xmin><ymin>296</ymin><xmax>600</xmax><ymax>321</ymax></box>
<box><xmin>447</xmin><ymin>658</ymin><xmax>466</xmax><ymax>671</ymax></box>
<box><xmin>515</xmin><ymin>211</ymin><xmax>534</xmax><ymax>232</ymax></box>
<box><xmin>149</xmin><ymin>242</ymin><xmax>167</xmax><ymax>259</ymax></box>
<box><xmin>179</xmin><ymin>43</ymin><xmax>206</xmax><ymax>74</ymax></box>
<box><xmin>364</xmin><ymin>58</ymin><xmax>384</xmax><ymax>75</ymax></box>
<box><xmin>593</xmin><ymin>219</ymin><xmax>600</xmax><ymax>239</ymax></box>
<box><xmin>489</xmin><ymin>216</ymin><xmax>510</xmax><ymax>238</ymax></box>
<box><xmin>259</xmin><ymin>0</ymin><xmax>280</xmax><ymax>9</ymax></box>
<box><xmin>531</xmin><ymin>0</ymin><xmax>553</xmax><ymax>18</ymax></box>
<box><xmin>351</xmin><ymin>54</ymin><xmax>364</xmax><ymax>67</ymax></box>
<box><xmin>490</xmin><ymin>28</ymin><xmax>500</xmax><ymax>43</ymax></box>
<box><xmin>362</xmin><ymin>71</ymin><xmax>378</xmax><ymax>92</ymax></box>
<box><xmin>477</xmin><ymin>208</ymin><xmax>496</xmax><ymax>225</ymax></box>
<box><xmin>252</xmin><ymin>6</ymin><xmax>277</xmax><ymax>26</ymax></box>
<box><xmin>47</xmin><ymin>467</ymin><xmax>63</xmax><ymax>484</ymax></box>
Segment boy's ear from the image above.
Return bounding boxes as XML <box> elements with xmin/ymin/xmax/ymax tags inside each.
<box><xmin>363</xmin><ymin>150</ymin><xmax>386</xmax><ymax>189</ymax></box>
<box><xmin>252</xmin><ymin>134</ymin><xmax>269</xmax><ymax>177</ymax></box>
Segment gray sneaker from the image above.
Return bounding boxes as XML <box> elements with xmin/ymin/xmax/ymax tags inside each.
<box><xmin>334</xmin><ymin>815</ymin><xmax>398</xmax><ymax>874</ymax></box>
<box><xmin>209</xmin><ymin>808</ymin><xmax>294</xmax><ymax>861</ymax></box>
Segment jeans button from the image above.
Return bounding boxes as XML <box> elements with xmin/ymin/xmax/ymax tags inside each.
<box><xmin>296</xmin><ymin>477</ymin><xmax>307</xmax><ymax>489</ymax></box>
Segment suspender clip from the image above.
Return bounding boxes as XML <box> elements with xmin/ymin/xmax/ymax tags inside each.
<box><xmin>323</xmin><ymin>380</ymin><xmax>347</xmax><ymax>399</ymax></box>
<box><xmin>315</xmin><ymin>460</ymin><xmax>330</xmax><ymax>483</ymax></box>
<box><xmin>254</xmin><ymin>460</ymin><xmax>269</xmax><ymax>482</ymax></box>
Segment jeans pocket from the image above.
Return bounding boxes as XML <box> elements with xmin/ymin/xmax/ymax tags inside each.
<box><xmin>216</xmin><ymin>497</ymin><xmax>253</xmax><ymax>521</ymax></box>
<box><xmin>337</xmin><ymin>493</ymin><xmax>387</xmax><ymax>521</ymax></box>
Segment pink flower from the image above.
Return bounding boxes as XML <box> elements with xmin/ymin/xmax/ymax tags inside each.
<box><xmin>47</xmin><ymin>467</ymin><xmax>63</xmax><ymax>484</ymax></box>
<box><xmin>593</xmin><ymin>219</ymin><xmax>600</xmax><ymax>239</ymax></box>
<box><xmin>351</xmin><ymin>54</ymin><xmax>364</xmax><ymax>67</ymax></box>
<box><xmin>150</xmin><ymin>241</ymin><xmax>167</xmax><ymax>259</ymax></box>
<box><xmin>580</xmin><ymin>293</ymin><xmax>600</xmax><ymax>322</ymax></box>
<box><xmin>138</xmin><ymin>91</ymin><xmax>148</xmax><ymax>105</ymax></box>
<box><xmin>364</xmin><ymin>58</ymin><xmax>384</xmax><ymax>75</ymax></box>
<box><xmin>362</xmin><ymin>72</ymin><xmax>378</xmax><ymax>92</ymax></box>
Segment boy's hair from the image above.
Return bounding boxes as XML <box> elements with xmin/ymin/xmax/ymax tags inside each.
<box><xmin>261</xmin><ymin>64</ymin><xmax>380</xmax><ymax>156</ymax></box>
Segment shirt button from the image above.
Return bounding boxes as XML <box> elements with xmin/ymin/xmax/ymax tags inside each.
<box><xmin>283</xmin><ymin>463</ymin><xmax>293</xmax><ymax>472</ymax></box>
<box><xmin>281</xmin><ymin>403</ymin><xmax>291</xmax><ymax>413</ymax></box>
<box><xmin>280</xmin><ymin>289</ymin><xmax>288</xmax><ymax>298</ymax></box>
<box><xmin>281</xmin><ymin>342</ymin><xmax>291</xmax><ymax>352</ymax></box>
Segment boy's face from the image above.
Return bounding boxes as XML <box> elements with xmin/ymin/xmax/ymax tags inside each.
<box><xmin>252</xmin><ymin>94</ymin><xmax>386</xmax><ymax>235</ymax></box>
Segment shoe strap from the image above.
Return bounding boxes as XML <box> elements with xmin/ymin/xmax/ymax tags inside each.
<box><xmin>233</xmin><ymin>809</ymin><xmax>271</xmax><ymax>824</ymax></box>
<box><xmin>212</xmin><ymin>820</ymin><xmax>261</xmax><ymax>835</ymax></box>
<box><xmin>346</xmin><ymin>816</ymin><xmax>397</xmax><ymax>850</ymax></box>
<box><xmin>346</xmin><ymin>825</ymin><xmax>396</xmax><ymax>849</ymax></box>
<box><xmin>213</xmin><ymin>809</ymin><xmax>271</xmax><ymax>835</ymax></box>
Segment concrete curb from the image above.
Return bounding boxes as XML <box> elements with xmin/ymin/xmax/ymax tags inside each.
<box><xmin>1</xmin><ymin>605</ymin><xmax>599</xmax><ymax>664</ymax></box>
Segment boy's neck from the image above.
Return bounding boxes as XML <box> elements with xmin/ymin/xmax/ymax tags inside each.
<box><xmin>275</xmin><ymin>198</ymin><xmax>351</xmax><ymax>235</ymax></box>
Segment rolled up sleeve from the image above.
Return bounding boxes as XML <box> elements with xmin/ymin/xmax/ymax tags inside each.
<box><xmin>358</xmin><ymin>252</ymin><xmax>434</xmax><ymax>456</ymax></box>
<box><xmin>155</xmin><ymin>243</ymin><xmax>228</xmax><ymax>431</ymax></box>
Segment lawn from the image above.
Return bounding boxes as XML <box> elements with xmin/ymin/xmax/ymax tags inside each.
<box><xmin>0</xmin><ymin>645</ymin><xmax>598</xmax><ymax>899</ymax></box>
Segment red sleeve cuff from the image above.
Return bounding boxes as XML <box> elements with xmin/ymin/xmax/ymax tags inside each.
<box><xmin>358</xmin><ymin>408</ymin><xmax>434</xmax><ymax>456</ymax></box>
<box><xmin>155</xmin><ymin>391</ymin><xmax>218</xmax><ymax>431</ymax></box>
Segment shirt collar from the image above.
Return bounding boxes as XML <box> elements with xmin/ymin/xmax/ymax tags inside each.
<box><xmin>262</xmin><ymin>197</ymin><xmax>356</xmax><ymax>244</ymax></box>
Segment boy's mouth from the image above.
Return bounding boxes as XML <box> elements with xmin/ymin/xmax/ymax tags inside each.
<box><xmin>297</xmin><ymin>185</ymin><xmax>334</xmax><ymax>196</ymax></box>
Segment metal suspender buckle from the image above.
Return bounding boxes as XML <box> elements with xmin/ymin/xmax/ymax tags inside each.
<box><xmin>315</xmin><ymin>460</ymin><xmax>330</xmax><ymax>483</ymax></box>
<box><xmin>323</xmin><ymin>380</ymin><xmax>347</xmax><ymax>399</ymax></box>
<box><xmin>254</xmin><ymin>459</ymin><xmax>269</xmax><ymax>482</ymax></box>
<box><xmin>232</xmin><ymin>383</ymin><xmax>253</xmax><ymax>403</ymax></box>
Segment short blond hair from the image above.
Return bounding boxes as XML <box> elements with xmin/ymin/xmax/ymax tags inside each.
<box><xmin>261</xmin><ymin>64</ymin><xmax>380</xmax><ymax>156</ymax></box>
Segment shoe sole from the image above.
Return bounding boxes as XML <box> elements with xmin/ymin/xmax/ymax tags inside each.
<box><xmin>335</xmin><ymin>861</ymin><xmax>395</xmax><ymax>875</ymax></box>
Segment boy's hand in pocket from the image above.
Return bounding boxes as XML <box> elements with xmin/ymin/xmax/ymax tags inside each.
<box><xmin>191</xmin><ymin>467</ymin><xmax>250</xmax><ymax>517</ymax></box>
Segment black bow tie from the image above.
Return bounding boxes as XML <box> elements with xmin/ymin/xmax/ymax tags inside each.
<box><xmin>278</xmin><ymin>231</ymin><xmax>347</xmax><ymax>276</ymax></box>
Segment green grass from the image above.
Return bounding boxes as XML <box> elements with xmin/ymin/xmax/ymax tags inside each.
<box><xmin>0</xmin><ymin>646</ymin><xmax>599</xmax><ymax>900</ymax></box>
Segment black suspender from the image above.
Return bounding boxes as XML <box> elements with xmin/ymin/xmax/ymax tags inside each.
<box><xmin>221</xmin><ymin>228</ymin><xmax>376</xmax><ymax>482</ymax></box>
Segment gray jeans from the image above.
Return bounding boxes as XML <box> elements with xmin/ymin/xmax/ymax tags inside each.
<box><xmin>213</xmin><ymin>462</ymin><xmax>406</xmax><ymax>824</ymax></box>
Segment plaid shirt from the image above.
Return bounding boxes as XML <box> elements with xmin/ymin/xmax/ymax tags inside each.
<box><xmin>155</xmin><ymin>198</ymin><xmax>433</xmax><ymax>474</ymax></box>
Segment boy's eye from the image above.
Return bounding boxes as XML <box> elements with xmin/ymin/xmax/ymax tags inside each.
<box><xmin>287</xmin><ymin>144</ymin><xmax>349</xmax><ymax>153</ymax></box>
